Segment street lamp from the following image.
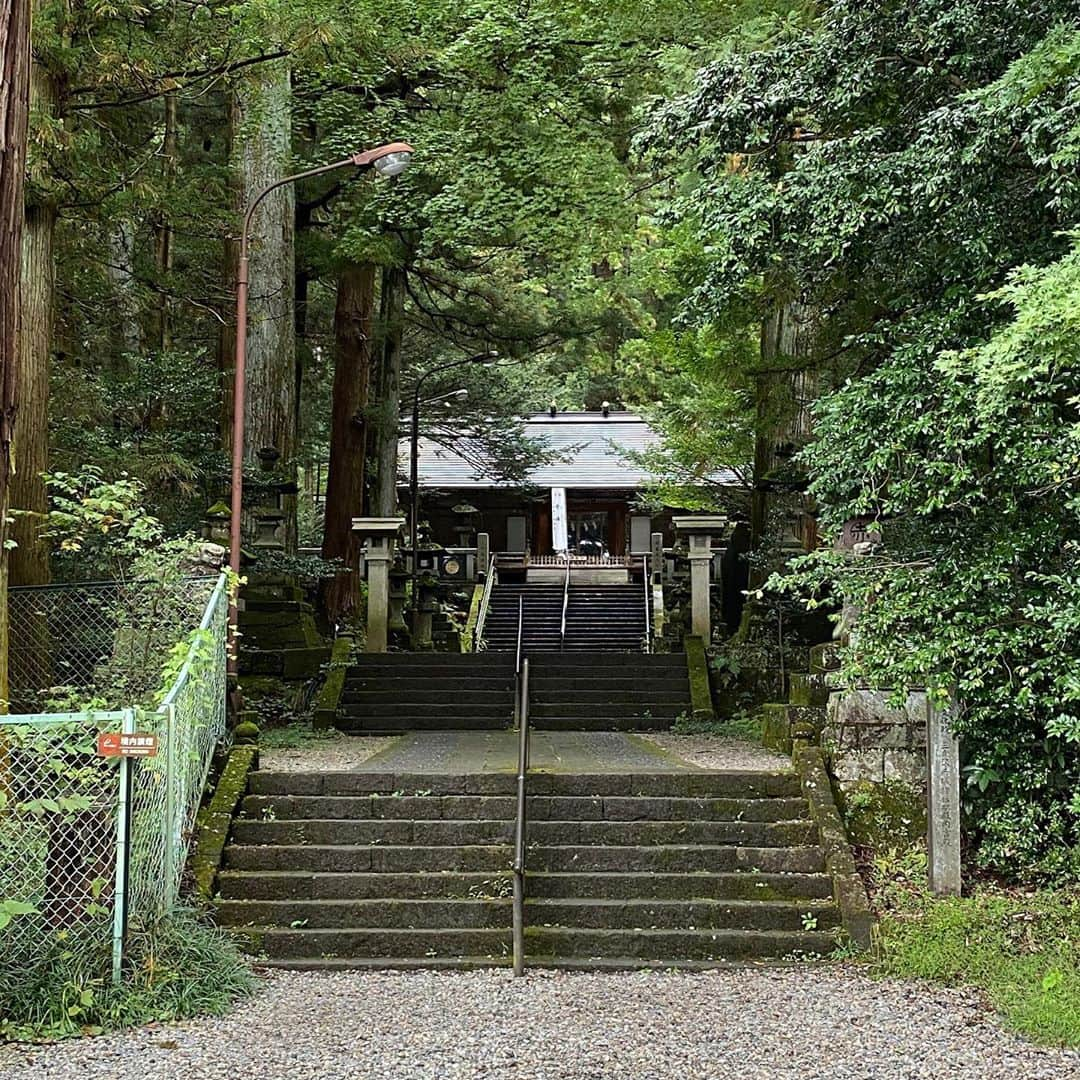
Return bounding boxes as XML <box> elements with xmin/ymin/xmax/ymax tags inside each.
<box><xmin>228</xmin><ymin>141</ymin><xmax>413</xmax><ymax>678</ymax></box>
<box><xmin>408</xmin><ymin>352</ymin><xmax>498</xmax><ymax>624</ymax></box>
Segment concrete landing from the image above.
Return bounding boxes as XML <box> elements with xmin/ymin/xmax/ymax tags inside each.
<box><xmin>358</xmin><ymin>730</ymin><xmax>697</xmax><ymax>774</ymax></box>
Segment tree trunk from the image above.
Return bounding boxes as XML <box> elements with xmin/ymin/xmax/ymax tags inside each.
<box><xmin>152</xmin><ymin>90</ymin><xmax>177</xmax><ymax>350</ymax></box>
<box><xmin>0</xmin><ymin>0</ymin><xmax>32</xmax><ymax>704</ymax></box>
<box><xmin>321</xmin><ymin>263</ymin><xmax>376</xmax><ymax>622</ymax></box>
<box><xmin>749</xmin><ymin>300</ymin><xmax>818</xmax><ymax>586</ymax></box>
<box><xmin>372</xmin><ymin>264</ymin><xmax>406</xmax><ymax>518</ymax></box>
<box><xmin>11</xmin><ymin>46</ymin><xmax>57</xmax><ymax>589</ymax></box>
<box><xmin>232</xmin><ymin>63</ymin><xmax>297</xmax><ymax>550</ymax></box>
<box><xmin>107</xmin><ymin>217</ymin><xmax>140</xmax><ymax>357</ymax></box>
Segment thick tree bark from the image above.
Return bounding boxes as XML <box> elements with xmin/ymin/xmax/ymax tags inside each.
<box><xmin>749</xmin><ymin>300</ymin><xmax>818</xmax><ymax>586</ymax></box>
<box><xmin>372</xmin><ymin>264</ymin><xmax>406</xmax><ymax>518</ymax></box>
<box><xmin>321</xmin><ymin>263</ymin><xmax>376</xmax><ymax>622</ymax></box>
<box><xmin>231</xmin><ymin>63</ymin><xmax>297</xmax><ymax>550</ymax></box>
<box><xmin>0</xmin><ymin>0</ymin><xmax>32</xmax><ymax>703</ymax></box>
<box><xmin>11</xmin><ymin>45</ymin><xmax>57</xmax><ymax>589</ymax></box>
<box><xmin>152</xmin><ymin>90</ymin><xmax>177</xmax><ymax>350</ymax></box>
<box><xmin>107</xmin><ymin>218</ymin><xmax>140</xmax><ymax>357</ymax></box>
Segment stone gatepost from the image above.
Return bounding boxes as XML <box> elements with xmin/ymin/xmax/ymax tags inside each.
<box><xmin>927</xmin><ymin>695</ymin><xmax>962</xmax><ymax>896</ymax></box>
<box><xmin>672</xmin><ymin>516</ymin><xmax>729</xmax><ymax>644</ymax></box>
<box><xmin>477</xmin><ymin>532</ymin><xmax>490</xmax><ymax>579</ymax></box>
<box><xmin>352</xmin><ymin>517</ymin><xmax>405</xmax><ymax>653</ymax></box>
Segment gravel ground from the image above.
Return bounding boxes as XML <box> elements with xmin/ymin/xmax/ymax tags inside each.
<box><xmin>641</xmin><ymin>733</ymin><xmax>790</xmax><ymax>771</ymax></box>
<box><xmin>258</xmin><ymin>735</ymin><xmax>399</xmax><ymax>772</ymax></box>
<box><xmin>3</xmin><ymin>967</ymin><xmax>1076</xmax><ymax>1080</ymax></box>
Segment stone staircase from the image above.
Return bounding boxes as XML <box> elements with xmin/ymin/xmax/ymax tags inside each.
<box><xmin>337</xmin><ymin>653</ymin><xmax>515</xmax><ymax>733</ymax></box>
<box><xmin>216</xmin><ymin>768</ymin><xmax>840</xmax><ymax>968</ymax></box>
<box><xmin>482</xmin><ymin>582</ymin><xmax>647</xmax><ymax>652</ymax></box>
<box><xmin>529</xmin><ymin>653</ymin><xmax>692</xmax><ymax>730</ymax></box>
<box><xmin>334</xmin><ymin>652</ymin><xmax>692</xmax><ymax>732</ymax></box>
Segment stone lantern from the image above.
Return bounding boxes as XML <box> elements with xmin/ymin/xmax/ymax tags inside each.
<box><xmin>672</xmin><ymin>515</ymin><xmax>731</xmax><ymax>643</ymax></box>
<box><xmin>388</xmin><ymin>557</ymin><xmax>409</xmax><ymax>634</ymax></box>
<box><xmin>352</xmin><ymin>517</ymin><xmax>405</xmax><ymax>653</ymax></box>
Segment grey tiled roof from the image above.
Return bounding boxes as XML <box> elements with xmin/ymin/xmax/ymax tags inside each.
<box><xmin>405</xmin><ymin>411</ymin><xmax>737</xmax><ymax>490</ymax></box>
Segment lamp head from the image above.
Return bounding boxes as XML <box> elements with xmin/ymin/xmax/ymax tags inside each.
<box><xmin>353</xmin><ymin>141</ymin><xmax>414</xmax><ymax>178</ymax></box>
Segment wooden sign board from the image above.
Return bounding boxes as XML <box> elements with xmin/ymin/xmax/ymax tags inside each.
<box><xmin>97</xmin><ymin>732</ymin><xmax>159</xmax><ymax>758</ymax></box>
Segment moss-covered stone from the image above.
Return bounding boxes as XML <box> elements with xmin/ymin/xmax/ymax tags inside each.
<box><xmin>684</xmin><ymin>635</ymin><xmax>714</xmax><ymax>721</ymax></box>
<box><xmin>793</xmin><ymin>744</ymin><xmax>875</xmax><ymax>951</ymax></box>
<box><xmin>234</xmin><ymin>720</ymin><xmax>261</xmax><ymax>744</ymax></box>
<box><xmin>840</xmin><ymin>778</ymin><xmax>926</xmax><ymax>850</ymax></box>
<box><xmin>314</xmin><ymin>635</ymin><xmax>354</xmax><ymax>730</ymax></box>
<box><xmin>461</xmin><ymin>584</ymin><xmax>485</xmax><ymax>653</ymax></box>
<box><xmin>191</xmin><ymin>745</ymin><xmax>258</xmax><ymax>900</ymax></box>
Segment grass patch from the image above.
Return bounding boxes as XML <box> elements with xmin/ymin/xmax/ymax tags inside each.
<box><xmin>259</xmin><ymin>721</ymin><xmax>344</xmax><ymax>749</ymax></box>
<box><xmin>869</xmin><ymin>847</ymin><xmax>1080</xmax><ymax>1046</ymax></box>
<box><xmin>671</xmin><ymin>710</ymin><xmax>764</xmax><ymax>740</ymax></box>
<box><xmin>1</xmin><ymin>908</ymin><xmax>254</xmax><ymax>1041</ymax></box>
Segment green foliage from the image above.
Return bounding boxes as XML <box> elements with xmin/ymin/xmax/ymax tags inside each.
<box><xmin>871</xmin><ymin>850</ymin><xmax>1080</xmax><ymax>1047</ymax></box>
<box><xmin>0</xmin><ymin>910</ymin><xmax>253</xmax><ymax>1041</ymax></box>
<box><xmin>647</xmin><ymin>0</ymin><xmax>1080</xmax><ymax>878</ymax></box>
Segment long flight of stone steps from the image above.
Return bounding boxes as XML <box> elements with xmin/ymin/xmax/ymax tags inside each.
<box><xmin>482</xmin><ymin>582</ymin><xmax>647</xmax><ymax>652</ymax></box>
<box><xmin>336</xmin><ymin>652</ymin><xmax>692</xmax><ymax>732</ymax></box>
<box><xmin>216</xmin><ymin>768</ymin><xmax>840</xmax><ymax>968</ymax></box>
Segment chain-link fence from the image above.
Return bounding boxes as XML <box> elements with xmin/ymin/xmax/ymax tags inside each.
<box><xmin>0</xmin><ymin>573</ymin><xmax>229</xmax><ymax>982</ymax></box>
<box><xmin>8</xmin><ymin>577</ymin><xmax>218</xmax><ymax>714</ymax></box>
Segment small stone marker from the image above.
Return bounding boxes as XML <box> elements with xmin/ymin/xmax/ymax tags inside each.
<box><xmin>926</xmin><ymin>695</ymin><xmax>961</xmax><ymax>896</ymax></box>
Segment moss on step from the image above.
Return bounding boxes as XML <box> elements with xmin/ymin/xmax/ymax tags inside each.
<box><xmin>192</xmin><ymin>745</ymin><xmax>259</xmax><ymax>900</ymax></box>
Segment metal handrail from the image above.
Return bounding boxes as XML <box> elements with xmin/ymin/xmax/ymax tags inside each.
<box><xmin>512</xmin><ymin>656</ymin><xmax>531</xmax><ymax>977</ymax></box>
<box><xmin>559</xmin><ymin>558</ymin><xmax>570</xmax><ymax>651</ymax></box>
<box><xmin>642</xmin><ymin>552</ymin><xmax>652</xmax><ymax>654</ymax></box>
<box><xmin>513</xmin><ymin>595</ymin><xmax>524</xmax><ymax>726</ymax></box>
<box><xmin>473</xmin><ymin>554</ymin><xmax>498</xmax><ymax>651</ymax></box>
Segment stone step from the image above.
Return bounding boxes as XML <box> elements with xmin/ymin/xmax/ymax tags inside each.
<box><xmin>336</xmin><ymin>717</ymin><xmax>511</xmax><ymax>734</ymax></box>
<box><xmin>523</xmin><ymin>926</ymin><xmax>834</xmax><ymax>961</ymax></box>
<box><xmin>349</xmin><ymin>653</ymin><xmax>512</xmax><ymax>666</ymax></box>
<box><xmin>529</xmin><ymin>845</ymin><xmax>826</xmax><ymax>874</ymax></box>
<box><xmin>218</xmin><ymin>898</ymin><xmax>512</xmax><ymax>930</ymax></box>
<box><xmin>225</xmin><ymin>844</ymin><xmax>513</xmax><ymax>873</ymax></box>
<box><xmin>258</xmin><ymin>956</ymin><xmax>510</xmax><ymax>971</ymax></box>
<box><xmin>529</xmin><ymin>677</ymin><xmax>690</xmax><ymax>692</ymax></box>
<box><xmin>527</xmin><ymin>871</ymin><xmax>834</xmax><ymax>901</ymax></box>
<box><xmin>231</xmin><ymin>817</ymin><xmax>815</xmax><ymax>848</ymax></box>
<box><xmin>230</xmin><ymin>818</ymin><xmax>515</xmax><ymax>847</ymax></box>
<box><xmin>525</xmin><ymin>898</ymin><xmax>841</xmax><ymax>932</ymax></box>
<box><xmin>527</xmin><ymin>819</ymin><xmax>818</xmax><ymax>847</ymax></box>
<box><xmin>240</xmin><ymin>794</ymin><xmax>811</xmax><ymax>823</ymax></box>
<box><xmin>529</xmin><ymin>654</ymin><xmax>686</xmax><ymax>668</ymax></box>
<box><xmin>335</xmin><ymin>702</ymin><xmax>512</xmax><ymax>718</ymax></box>
<box><xmin>235</xmin><ymin>926</ymin><xmax>511</xmax><ymax>961</ymax></box>
<box><xmin>218</xmin><ymin>868</ymin><xmax>833</xmax><ymax>903</ymax></box>
<box><xmin>218</xmin><ymin>870</ymin><xmax>513</xmax><ymax>901</ymax></box>
<box><xmin>345</xmin><ymin>677</ymin><xmax>513</xmax><ymax>690</ymax></box>
<box><xmin>530</xmin><ymin>703</ymin><xmax>687</xmax><ymax>719</ymax></box>
<box><xmin>246</xmin><ymin>770</ymin><xmax>802</xmax><ymax>799</ymax></box>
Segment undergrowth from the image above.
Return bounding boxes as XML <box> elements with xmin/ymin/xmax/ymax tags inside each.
<box><xmin>0</xmin><ymin>908</ymin><xmax>254</xmax><ymax>1041</ymax></box>
<box><xmin>671</xmin><ymin>710</ymin><xmax>763</xmax><ymax>740</ymax></box>
<box><xmin>258</xmin><ymin>722</ymin><xmax>344</xmax><ymax>750</ymax></box>
<box><xmin>869</xmin><ymin>846</ymin><xmax>1080</xmax><ymax>1047</ymax></box>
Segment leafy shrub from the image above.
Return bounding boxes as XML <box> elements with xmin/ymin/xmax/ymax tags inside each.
<box><xmin>0</xmin><ymin>909</ymin><xmax>253</xmax><ymax>1041</ymax></box>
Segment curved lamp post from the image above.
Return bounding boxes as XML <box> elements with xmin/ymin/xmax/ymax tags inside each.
<box><xmin>408</xmin><ymin>351</ymin><xmax>498</xmax><ymax>623</ymax></box>
<box><xmin>229</xmin><ymin>141</ymin><xmax>414</xmax><ymax>678</ymax></box>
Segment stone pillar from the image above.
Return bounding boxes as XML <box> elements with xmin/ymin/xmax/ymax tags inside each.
<box><xmin>650</xmin><ymin>532</ymin><xmax>664</xmax><ymax>583</ymax></box>
<box><xmin>352</xmin><ymin>517</ymin><xmax>405</xmax><ymax>654</ymax></box>
<box><xmin>927</xmin><ymin>696</ymin><xmax>961</xmax><ymax>896</ymax></box>
<box><xmin>687</xmin><ymin>536</ymin><xmax>713</xmax><ymax>642</ymax></box>
<box><xmin>477</xmin><ymin>532</ymin><xmax>490</xmax><ymax>579</ymax></box>
<box><xmin>364</xmin><ymin>537</ymin><xmax>393</xmax><ymax>653</ymax></box>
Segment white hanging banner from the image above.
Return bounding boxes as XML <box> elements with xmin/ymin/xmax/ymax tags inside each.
<box><xmin>551</xmin><ymin>487</ymin><xmax>568</xmax><ymax>553</ymax></box>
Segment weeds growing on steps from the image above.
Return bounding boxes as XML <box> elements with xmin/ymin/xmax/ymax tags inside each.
<box><xmin>869</xmin><ymin>846</ymin><xmax>1080</xmax><ymax>1046</ymax></box>
<box><xmin>0</xmin><ymin>908</ymin><xmax>253</xmax><ymax>1041</ymax></box>
<box><xmin>671</xmin><ymin>710</ymin><xmax>763</xmax><ymax>740</ymax></box>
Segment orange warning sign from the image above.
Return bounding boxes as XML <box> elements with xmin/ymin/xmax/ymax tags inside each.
<box><xmin>97</xmin><ymin>732</ymin><xmax>159</xmax><ymax>758</ymax></box>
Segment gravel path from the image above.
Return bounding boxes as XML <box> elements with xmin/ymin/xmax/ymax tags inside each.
<box><xmin>641</xmin><ymin>733</ymin><xmax>790</xmax><ymax>771</ymax></box>
<box><xmin>3</xmin><ymin>967</ymin><xmax>1076</xmax><ymax>1080</ymax></box>
<box><xmin>258</xmin><ymin>736</ymin><xmax>399</xmax><ymax>772</ymax></box>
